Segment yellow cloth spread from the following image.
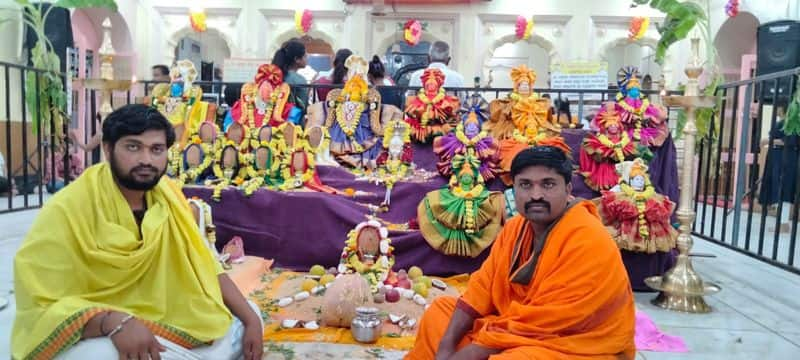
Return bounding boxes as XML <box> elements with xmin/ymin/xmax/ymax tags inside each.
<box><xmin>12</xmin><ymin>163</ymin><xmax>232</xmax><ymax>360</ymax></box>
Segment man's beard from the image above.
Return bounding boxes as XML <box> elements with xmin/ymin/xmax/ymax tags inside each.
<box><xmin>109</xmin><ymin>150</ymin><xmax>166</xmax><ymax>191</ymax></box>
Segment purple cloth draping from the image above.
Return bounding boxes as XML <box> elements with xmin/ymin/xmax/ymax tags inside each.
<box><xmin>183</xmin><ymin>130</ymin><xmax>679</xmax><ymax>284</ymax></box>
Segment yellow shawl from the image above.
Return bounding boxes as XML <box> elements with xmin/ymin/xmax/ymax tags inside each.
<box><xmin>12</xmin><ymin>163</ymin><xmax>232</xmax><ymax>360</ymax></box>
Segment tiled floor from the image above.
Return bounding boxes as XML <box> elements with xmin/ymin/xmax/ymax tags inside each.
<box><xmin>1</xmin><ymin>208</ymin><xmax>799</xmax><ymax>359</ymax></box>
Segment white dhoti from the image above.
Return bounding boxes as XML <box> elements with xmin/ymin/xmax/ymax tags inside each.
<box><xmin>56</xmin><ymin>302</ymin><xmax>263</xmax><ymax>360</ymax></box>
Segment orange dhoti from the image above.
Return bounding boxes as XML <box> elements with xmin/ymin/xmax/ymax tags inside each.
<box><xmin>406</xmin><ymin>201</ymin><xmax>636</xmax><ymax>359</ymax></box>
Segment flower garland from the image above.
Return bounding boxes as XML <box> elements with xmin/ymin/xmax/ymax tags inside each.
<box><xmin>515</xmin><ymin>15</ymin><xmax>533</xmax><ymax>41</ymax></box>
<box><xmin>294</xmin><ymin>9</ymin><xmax>313</xmax><ymax>35</ymax></box>
<box><xmin>512</xmin><ymin>127</ymin><xmax>547</xmax><ymax>145</ymax></box>
<box><xmin>598</xmin><ymin>131</ymin><xmax>631</xmax><ymax>162</ymax></box>
<box><xmin>628</xmin><ymin>17</ymin><xmax>649</xmax><ymax>41</ymax></box>
<box><xmin>278</xmin><ymin>147</ymin><xmax>317</xmax><ymax>191</ymax></box>
<box><xmin>210</xmin><ymin>143</ymin><xmax>247</xmax><ymax>201</ymax></box>
<box><xmin>377</xmin><ymin>159</ymin><xmax>409</xmax><ymax>190</ymax></box>
<box><xmin>178</xmin><ymin>143</ymin><xmax>214</xmax><ymax>185</ymax></box>
<box><xmin>189</xmin><ymin>9</ymin><xmax>207</xmax><ymax>33</ymax></box>
<box><xmin>241</xmin><ymin>142</ymin><xmax>281</xmax><ymax>196</ymax></box>
<box><xmin>335</xmin><ymin>101</ymin><xmax>366</xmax><ymax>153</ymax></box>
<box><xmin>508</xmin><ymin>90</ymin><xmax>537</xmax><ymax>102</ymax></box>
<box><xmin>621</xmin><ymin>182</ymin><xmax>656</xmax><ymax>240</ymax></box>
<box><xmin>403</xmin><ymin>19</ymin><xmax>422</xmax><ymax>46</ymax></box>
<box><xmin>340</xmin><ymin>221</ymin><xmax>395</xmax><ymax>292</ymax></box>
<box><xmin>725</xmin><ymin>0</ymin><xmax>739</xmax><ymax>18</ymax></box>
<box><xmin>382</xmin><ymin>121</ymin><xmax>411</xmax><ymax>148</ymax></box>
<box><xmin>453</xmin><ymin>183</ymin><xmax>485</xmax><ymax>234</ymax></box>
<box><xmin>416</xmin><ymin>87</ymin><xmax>446</xmax><ymax>127</ymax></box>
<box><xmin>167</xmin><ymin>143</ymin><xmax>183</xmax><ymax>177</ymax></box>
<box><xmin>455</xmin><ymin>122</ymin><xmax>489</xmax><ymax>147</ymax></box>
<box><xmin>616</xmin><ymin>92</ymin><xmax>650</xmax><ymax>116</ymax></box>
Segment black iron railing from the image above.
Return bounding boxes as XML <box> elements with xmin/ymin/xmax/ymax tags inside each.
<box><xmin>0</xmin><ymin>61</ymin><xmax>68</xmax><ymax>214</ymax></box>
<box><xmin>693</xmin><ymin>66</ymin><xmax>800</xmax><ymax>274</ymax></box>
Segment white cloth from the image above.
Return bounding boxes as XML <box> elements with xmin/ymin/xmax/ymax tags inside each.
<box><xmin>407</xmin><ymin>62</ymin><xmax>465</xmax><ymax>89</ymax></box>
<box><xmin>0</xmin><ymin>151</ymin><xmax>5</xmax><ymax>177</ymax></box>
<box><xmin>56</xmin><ymin>301</ymin><xmax>263</xmax><ymax>360</ymax></box>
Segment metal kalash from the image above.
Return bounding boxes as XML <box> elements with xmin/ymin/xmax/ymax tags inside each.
<box><xmin>644</xmin><ymin>38</ymin><xmax>721</xmax><ymax>313</ymax></box>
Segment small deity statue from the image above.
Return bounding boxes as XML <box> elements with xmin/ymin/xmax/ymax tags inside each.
<box><xmin>320</xmin><ymin>55</ymin><xmax>386</xmax><ymax>169</ymax></box>
<box><xmin>305</xmin><ymin>125</ymin><xmax>339</xmax><ymax>167</ymax></box>
<box><xmin>611</xmin><ymin>66</ymin><xmax>668</xmax><ymax>147</ymax></box>
<box><xmin>254</xmin><ymin>64</ymin><xmax>296</xmax><ymax>127</ymax></box>
<box><xmin>168</xmin><ymin>121</ymin><xmax>219</xmax><ymax>184</ymax></box>
<box><xmin>241</xmin><ymin>139</ymin><xmax>281</xmax><ymax>196</ymax></box>
<box><xmin>275</xmin><ymin>123</ymin><xmax>339</xmax><ymax>194</ymax></box>
<box><xmin>230</xmin><ymin>82</ymin><xmax>263</xmax><ymax>131</ymax></box>
<box><xmin>417</xmin><ymin>153</ymin><xmax>505</xmax><ymax>258</ymax></box>
<box><xmin>486</xmin><ymin>65</ymin><xmax>555</xmax><ymax>142</ymax></box>
<box><xmin>580</xmin><ymin>103</ymin><xmax>639</xmax><ymax>192</ymax></box>
<box><xmin>338</xmin><ymin>220</ymin><xmax>395</xmax><ymax>292</ymax></box>
<box><xmin>375</xmin><ymin>120</ymin><xmax>414</xmax><ymax>210</ymax></box>
<box><xmin>224</xmin><ymin>120</ymin><xmax>249</xmax><ymax>152</ymax></box>
<box><xmin>433</xmin><ymin>96</ymin><xmax>499</xmax><ymax>183</ymax></box>
<box><xmin>147</xmin><ymin>60</ymin><xmax>216</xmax><ymax>145</ymax></box>
<box><xmin>597</xmin><ymin>158</ymin><xmax>678</xmax><ymax>253</ymax></box>
<box><xmin>208</xmin><ymin>142</ymin><xmax>248</xmax><ymax>201</ymax></box>
<box><xmin>404</xmin><ymin>68</ymin><xmax>460</xmax><ymax>142</ymax></box>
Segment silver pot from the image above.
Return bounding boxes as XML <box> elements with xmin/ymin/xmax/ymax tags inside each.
<box><xmin>351</xmin><ymin>307</ymin><xmax>382</xmax><ymax>343</ymax></box>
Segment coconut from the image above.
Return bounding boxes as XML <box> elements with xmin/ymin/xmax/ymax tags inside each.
<box><xmin>320</xmin><ymin>274</ymin><xmax>372</xmax><ymax>328</ymax></box>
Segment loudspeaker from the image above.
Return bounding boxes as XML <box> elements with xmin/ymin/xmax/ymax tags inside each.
<box><xmin>23</xmin><ymin>3</ymin><xmax>74</xmax><ymax>74</ymax></box>
<box><xmin>756</xmin><ymin>20</ymin><xmax>800</xmax><ymax>104</ymax></box>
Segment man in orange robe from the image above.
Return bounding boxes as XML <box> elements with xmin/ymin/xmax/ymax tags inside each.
<box><xmin>406</xmin><ymin>144</ymin><xmax>635</xmax><ymax>360</ymax></box>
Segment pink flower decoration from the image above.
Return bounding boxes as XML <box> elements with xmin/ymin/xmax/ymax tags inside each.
<box><xmin>515</xmin><ymin>15</ymin><xmax>527</xmax><ymax>40</ymax></box>
<box><xmin>725</xmin><ymin>0</ymin><xmax>739</xmax><ymax>18</ymax></box>
<box><xmin>404</xmin><ymin>19</ymin><xmax>422</xmax><ymax>46</ymax></box>
<box><xmin>301</xmin><ymin>10</ymin><xmax>313</xmax><ymax>33</ymax></box>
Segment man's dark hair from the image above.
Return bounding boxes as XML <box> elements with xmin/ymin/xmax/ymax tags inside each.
<box><xmin>102</xmin><ymin>104</ymin><xmax>176</xmax><ymax>148</ymax></box>
<box><xmin>510</xmin><ymin>146</ymin><xmax>573</xmax><ymax>184</ymax></box>
<box><xmin>152</xmin><ymin>65</ymin><xmax>169</xmax><ymax>77</ymax></box>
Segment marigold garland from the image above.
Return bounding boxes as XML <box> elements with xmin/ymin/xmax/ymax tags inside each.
<box><xmin>294</xmin><ymin>9</ymin><xmax>313</xmax><ymax>35</ymax></box>
<box><xmin>628</xmin><ymin>17</ymin><xmax>649</xmax><ymax>41</ymax></box>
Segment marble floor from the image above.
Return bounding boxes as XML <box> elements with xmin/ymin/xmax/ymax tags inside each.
<box><xmin>1</xmin><ymin>208</ymin><xmax>799</xmax><ymax>359</ymax></box>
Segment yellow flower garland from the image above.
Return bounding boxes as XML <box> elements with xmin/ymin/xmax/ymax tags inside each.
<box><xmin>209</xmin><ymin>144</ymin><xmax>247</xmax><ymax>201</ymax></box>
<box><xmin>598</xmin><ymin>131</ymin><xmax>631</xmax><ymax>162</ymax></box>
<box><xmin>178</xmin><ymin>143</ymin><xmax>214</xmax><ymax>185</ymax></box>
<box><xmin>616</xmin><ymin>92</ymin><xmax>650</xmax><ymax>117</ymax></box>
<box><xmin>241</xmin><ymin>142</ymin><xmax>281</xmax><ymax>196</ymax></box>
<box><xmin>416</xmin><ymin>87</ymin><xmax>446</xmax><ymax>126</ymax></box>
<box><xmin>377</xmin><ymin>159</ymin><xmax>409</xmax><ymax>190</ymax></box>
<box><xmin>342</xmin><ymin>227</ymin><xmax>395</xmax><ymax>291</ymax></box>
<box><xmin>455</xmin><ymin>122</ymin><xmax>489</xmax><ymax>146</ymax></box>
<box><xmin>452</xmin><ymin>183</ymin><xmax>485</xmax><ymax>200</ymax></box>
<box><xmin>621</xmin><ymin>182</ymin><xmax>656</xmax><ymax>240</ymax></box>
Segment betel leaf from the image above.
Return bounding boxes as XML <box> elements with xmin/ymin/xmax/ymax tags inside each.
<box><xmin>53</xmin><ymin>0</ymin><xmax>117</xmax><ymax>11</ymax></box>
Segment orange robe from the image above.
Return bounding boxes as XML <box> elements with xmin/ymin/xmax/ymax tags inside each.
<box><xmin>406</xmin><ymin>201</ymin><xmax>635</xmax><ymax>359</ymax></box>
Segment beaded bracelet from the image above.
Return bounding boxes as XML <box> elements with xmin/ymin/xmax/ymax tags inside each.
<box><xmin>107</xmin><ymin>314</ymin><xmax>134</xmax><ymax>338</ymax></box>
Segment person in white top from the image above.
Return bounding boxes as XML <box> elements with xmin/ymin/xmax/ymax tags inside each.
<box><xmin>408</xmin><ymin>41</ymin><xmax>465</xmax><ymax>90</ymax></box>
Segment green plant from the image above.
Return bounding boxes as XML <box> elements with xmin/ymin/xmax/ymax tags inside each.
<box><xmin>632</xmin><ymin>0</ymin><xmax>723</xmax><ymax>143</ymax></box>
<box><xmin>13</xmin><ymin>0</ymin><xmax>117</xmax><ymax>141</ymax></box>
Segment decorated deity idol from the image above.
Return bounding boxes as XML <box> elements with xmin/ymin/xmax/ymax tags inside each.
<box><xmin>148</xmin><ymin>60</ymin><xmax>216</xmax><ymax>145</ymax></box>
<box><xmin>612</xmin><ymin>66</ymin><xmax>668</xmax><ymax>147</ymax></box>
<box><xmin>404</xmin><ymin>68</ymin><xmax>460</xmax><ymax>142</ymax></box>
<box><xmin>240</xmin><ymin>139</ymin><xmax>281</xmax><ymax>196</ymax></box>
<box><xmin>338</xmin><ymin>220</ymin><xmax>396</xmax><ymax>292</ymax></box>
<box><xmin>224</xmin><ymin>120</ymin><xmax>249</xmax><ymax>152</ymax></box>
<box><xmin>486</xmin><ymin>65</ymin><xmax>555</xmax><ymax>141</ymax></box>
<box><xmin>208</xmin><ymin>142</ymin><xmax>248</xmax><ymax>201</ymax></box>
<box><xmin>254</xmin><ymin>63</ymin><xmax>296</xmax><ymax>127</ymax></box>
<box><xmin>580</xmin><ymin>103</ymin><xmax>638</xmax><ymax>192</ymax></box>
<box><xmin>376</xmin><ymin>120</ymin><xmax>414</xmax><ymax>210</ymax></box>
<box><xmin>168</xmin><ymin>121</ymin><xmax>220</xmax><ymax>184</ymax></box>
<box><xmin>230</xmin><ymin>82</ymin><xmax>263</xmax><ymax>131</ymax></box>
<box><xmin>322</xmin><ymin>55</ymin><xmax>386</xmax><ymax>169</ymax></box>
<box><xmin>305</xmin><ymin>125</ymin><xmax>338</xmax><ymax>167</ymax></box>
<box><xmin>598</xmin><ymin>158</ymin><xmax>677</xmax><ymax>253</ymax></box>
<box><xmin>432</xmin><ymin>97</ymin><xmax>499</xmax><ymax>182</ymax></box>
<box><xmin>276</xmin><ymin>123</ymin><xmax>339</xmax><ymax>194</ymax></box>
<box><xmin>417</xmin><ymin>153</ymin><xmax>505</xmax><ymax>258</ymax></box>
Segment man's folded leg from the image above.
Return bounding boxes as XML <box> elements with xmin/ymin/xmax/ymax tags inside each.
<box><xmin>405</xmin><ymin>296</ymin><xmax>473</xmax><ymax>360</ymax></box>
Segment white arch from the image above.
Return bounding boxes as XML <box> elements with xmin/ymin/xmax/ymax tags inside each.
<box><xmin>267</xmin><ymin>29</ymin><xmax>337</xmax><ymax>58</ymax></box>
<box><xmin>597</xmin><ymin>36</ymin><xmax>659</xmax><ymax>62</ymax></box>
<box><xmin>481</xmin><ymin>33</ymin><xmax>559</xmax><ymax>87</ymax></box>
<box><xmin>165</xmin><ymin>26</ymin><xmax>237</xmax><ymax>66</ymax></box>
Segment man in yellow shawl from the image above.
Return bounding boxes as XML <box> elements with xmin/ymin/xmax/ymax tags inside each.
<box><xmin>406</xmin><ymin>145</ymin><xmax>635</xmax><ymax>359</ymax></box>
<box><xmin>12</xmin><ymin>104</ymin><xmax>263</xmax><ymax>360</ymax></box>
